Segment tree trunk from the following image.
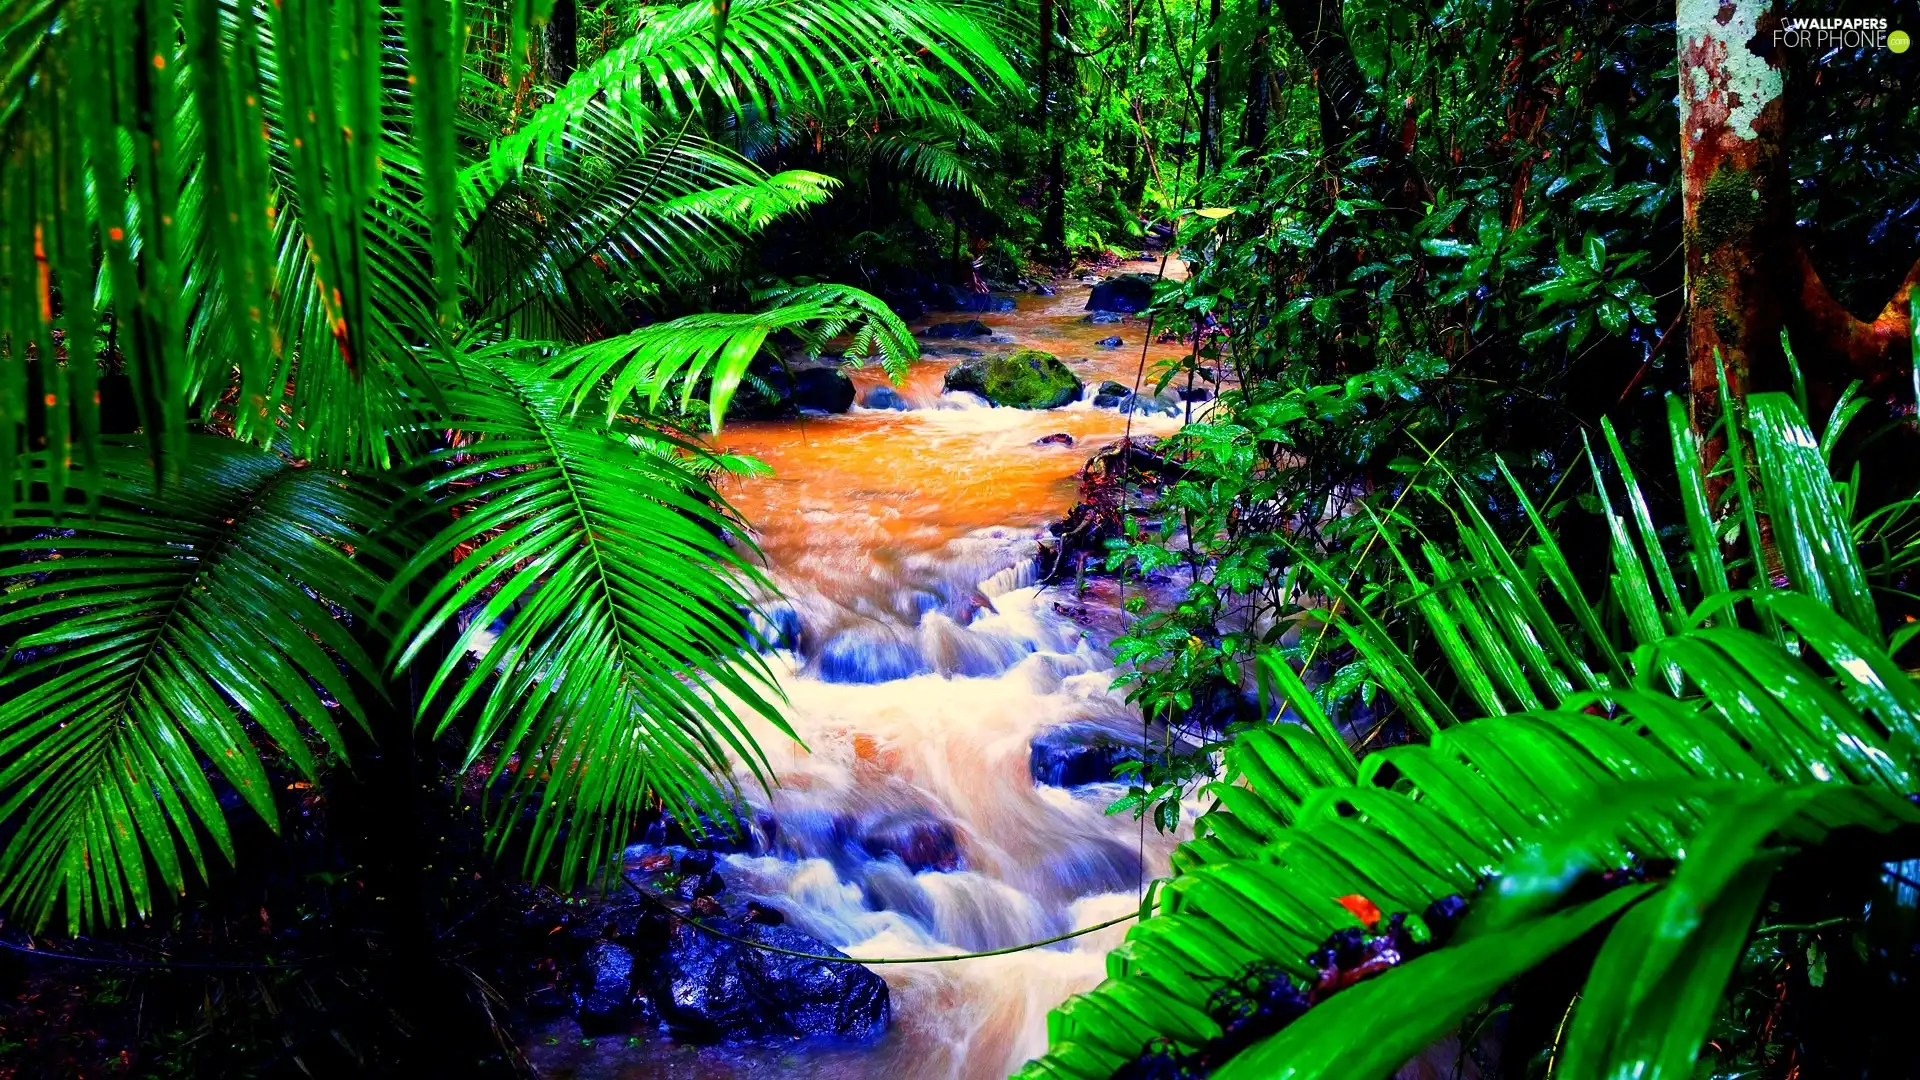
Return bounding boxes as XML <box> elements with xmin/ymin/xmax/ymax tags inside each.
<box><xmin>1243</xmin><ymin>0</ymin><xmax>1273</xmax><ymax>153</ymax></box>
<box><xmin>1038</xmin><ymin>0</ymin><xmax>1070</xmax><ymax>261</ymax></box>
<box><xmin>1279</xmin><ymin>0</ymin><xmax>1371</xmax><ymax>155</ymax></box>
<box><xmin>1676</xmin><ymin>0</ymin><xmax>1790</xmax><ymax>472</ymax></box>
<box><xmin>544</xmin><ymin>0</ymin><xmax>577</xmax><ymax>85</ymax></box>
<box><xmin>1199</xmin><ymin>0</ymin><xmax>1222</xmax><ymax>177</ymax></box>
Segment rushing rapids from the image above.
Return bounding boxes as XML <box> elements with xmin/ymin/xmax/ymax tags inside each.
<box><xmin>533</xmin><ymin>260</ymin><xmax>1199</xmax><ymax>1079</ymax></box>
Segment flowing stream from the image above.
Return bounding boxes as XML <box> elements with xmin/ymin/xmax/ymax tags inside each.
<box><xmin>539</xmin><ymin>259</ymin><xmax>1194</xmax><ymax>1080</ymax></box>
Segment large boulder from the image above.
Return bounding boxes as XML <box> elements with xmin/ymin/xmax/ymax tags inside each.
<box><xmin>1086</xmin><ymin>273</ymin><xmax>1157</xmax><ymax>314</ymax></box>
<box><xmin>937</xmin><ymin>287</ymin><xmax>1017</xmax><ymax>313</ymax></box>
<box><xmin>793</xmin><ymin>368</ymin><xmax>855</xmax><ymax>413</ymax></box>
<box><xmin>943</xmin><ymin>350</ymin><xmax>1083</xmax><ymax>409</ymax></box>
<box><xmin>651</xmin><ymin>919</ymin><xmax>890</xmax><ymax>1042</ymax></box>
<box><xmin>730</xmin><ymin>362</ymin><xmax>855</xmax><ymax>419</ymax></box>
<box><xmin>576</xmin><ymin>941</ymin><xmax>641</xmax><ymax>1033</ymax></box>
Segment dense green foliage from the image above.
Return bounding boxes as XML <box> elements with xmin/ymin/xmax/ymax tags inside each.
<box><xmin>0</xmin><ymin>0</ymin><xmax>1013</xmax><ymax>931</ymax></box>
<box><xmin>1016</xmin><ymin>0</ymin><xmax>1920</xmax><ymax>1074</ymax></box>
<box><xmin>4</xmin><ymin>0</ymin><xmax>1920</xmax><ymax>1074</ymax></box>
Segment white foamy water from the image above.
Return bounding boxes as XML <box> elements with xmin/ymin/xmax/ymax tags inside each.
<box><xmin>537</xmin><ymin>263</ymin><xmax>1196</xmax><ymax>1080</ymax></box>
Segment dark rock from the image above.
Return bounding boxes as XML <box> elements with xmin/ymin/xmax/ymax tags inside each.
<box><xmin>690</xmin><ymin>895</ymin><xmax>728</xmax><ymax>920</ymax></box>
<box><xmin>679</xmin><ymin>850</ymin><xmax>716</xmax><ymax>876</ymax></box>
<box><xmin>859</xmin><ymin>861</ymin><xmax>938</xmax><ymax>925</ymax></box>
<box><xmin>1117</xmin><ymin>394</ymin><xmax>1180</xmax><ymax>417</ymax></box>
<box><xmin>576</xmin><ymin>941</ymin><xmax>638</xmax><ymax>1033</ymax></box>
<box><xmin>1178</xmin><ymin>387</ymin><xmax>1213</xmax><ymax>402</ymax></box>
<box><xmin>651</xmin><ymin>920</ymin><xmax>890</xmax><ymax>1042</ymax></box>
<box><xmin>1041</xmin><ymin>437</ymin><xmax>1178</xmax><ymax>581</ymax></box>
<box><xmin>862</xmin><ymin>385</ymin><xmax>909</xmax><ymax>411</ymax></box>
<box><xmin>793</xmin><ymin>368</ymin><xmax>855</xmax><ymax>413</ymax></box>
<box><xmin>1030</xmin><ymin>722</ymin><xmax>1144</xmax><ymax>788</ymax></box>
<box><xmin>1086</xmin><ymin>273</ymin><xmax>1157</xmax><ymax>313</ymax></box>
<box><xmin>859</xmin><ymin>810</ymin><xmax>962</xmax><ymax>872</ymax></box>
<box><xmin>817</xmin><ymin>634</ymin><xmax>933</xmax><ymax>683</ymax></box>
<box><xmin>921</xmin><ymin>319</ymin><xmax>993</xmax><ymax>340</ymax></box>
<box><xmin>744</xmin><ymin>901</ymin><xmax>786</xmax><ymax>926</ymax></box>
<box><xmin>888</xmin><ymin>298</ymin><xmax>926</xmax><ymax>321</ymax></box>
<box><xmin>730</xmin><ymin>362</ymin><xmax>854</xmax><ymax>419</ymax></box>
<box><xmin>1033</xmin><ymin>433</ymin><xmax>1076</xmax><ymax>448</ymax></box>
<box><xmin>676</xmin><ymin>872</ymin><xmax>726</xmax><ymax>900</ymax></box>
<box><xmin>942</xmin><ymin>350</ymin><xmax>1083</xmax><ymax>409</ymax></box>
<box><xmin>632</xmin><ymin>809</ymin><xmax>758</xmax><ymax>854</ymax></box>
<box><xmin>1082</xmin><ymin>311</ymin><xmax>1125</xmax><ymax>325</ymax></box>
<box><xmin>944</xmin><ymin>290</ymin><xmax>1016</xmax><ymax>313</ymax></box>
<box><xmin>748</xmin><ymin>602</ymin><xmax>802</xmax><ymax>652</ymax></box>
<box><xmin>1094</xmin><ymin>336</ymin><xmax>1124</xmax><ymax>349</ymax></box>
<box><xmin>1185</xmin><ymin>677</ymin><xmax>1258</xmax><ymax>735</ymax></box>
<box><xmin>1033</xmin><ymin>283</ymin><xmax>1057</xmax><ymax>296</ymax></box>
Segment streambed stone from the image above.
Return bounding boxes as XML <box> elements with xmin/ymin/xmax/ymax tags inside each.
<box><xmin>652</xmin><ymin>919</ymin><xmax>890</xmax><ymax>1043</ymax></box>
<box><xmin>942</xmin><ymin>349</ymin><xmax>1083</xmax><ymax>409</ymax></box>
<box><xmin>1086</xmin><ymin>273</ymin><xmax>1157</xmax><ymax>313</ymax></box>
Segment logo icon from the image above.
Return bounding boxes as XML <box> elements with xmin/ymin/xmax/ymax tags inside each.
<box><xmin>1893</xmin><ymin>28</ymin><xmax>1912</xmax><ymax>52</ymax></box>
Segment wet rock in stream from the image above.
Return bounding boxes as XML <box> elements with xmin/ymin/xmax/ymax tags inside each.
<box><xmin>653</xmin><ymin>919</ymin><xmax>890</xmax><ymax>1043</ymax></box>
<box><xmin>859</xmin><ymin>809</ymin><xmax>962</xmax><ymax>872</ymax></box>
<box><xmin>730</xmin><ymin>361</ymin><xmax>856</xmax><ymax>419</ymax></box>
<box><xmin>1086</xmin><ymin>273</ymin><xmax>1157</xmax><ymax>313</ymax></box>
<box><xmin>942</xmin><ymin>349</ymin><xmax>1084</xmax><ymax>409</ymax></box>
<box><xmin>535</xmin><ymin>850</ymin><xmax>893</xmax><ymax>1047</ymax></box>
<box><xmin>1029</xmin><ymin>721</ymin><xmax>1143</xmax><ymax>788</ymax></box>
<box><xmin>576</xmin><ymin>941</ymin><xmax>647</xmax><ymax>1033</ymax></box>
<box><xmin>920</xmin><ymin>318</ymin><xmax>993</xmax><ymax>340</ymax></box>
<box><xmin>861</xmin><ymin>385</ymin><xmax>909</xmax><ymax>410</ymax></box>
<box><xmin>1041</xmin><ymin>437</ymin><xmax>1178</xmax><ymax>581</ymax></box>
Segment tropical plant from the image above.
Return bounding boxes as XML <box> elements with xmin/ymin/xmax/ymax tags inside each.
<box><xmin>1018</xmin><ymin>390</ymin><xmax>1920</xmax><ymax>1080</ymax></box>
<box><xmin>0</xmin><ymin>0</ymin><xmax>1015</xmax><ymax>938</ymax></box>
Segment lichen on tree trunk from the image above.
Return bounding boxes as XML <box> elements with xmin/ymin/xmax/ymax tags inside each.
<box><xmin>1677</xmin><ymin>0</ymin><xmax>1788</xmax><ymax>475</ymax></box>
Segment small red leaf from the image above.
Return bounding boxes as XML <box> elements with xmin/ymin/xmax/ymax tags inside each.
<box><xmin>1335</xmin><ymin>894</ymin><xmax>1382</xmax><ymax>928</ymax></box>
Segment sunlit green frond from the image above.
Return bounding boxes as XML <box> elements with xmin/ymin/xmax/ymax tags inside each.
<box><xmin>485</xmin><ymin>0</ymin><xmax>1020</xmax><ymax>178</ymax></box>
<box><xmin>1019</xmin><ymin>393</ymin><xmax>1920</xmax><ymax>1080</ymax></box>
<box><xmin>552</xmin><ymin>282</ymin><xmax>915</xmax><ymax>430</ymax></box>
<box><xmin>464</xmin><ymin>114</ymin><xmax>815</xmax><ymax>334</ymax></box>
<box><xmin>0</xmin><ymin>438</ymin><xmax>389</xmax><ymax>932</ymax></box>
<box><xmin>383</xmin><ymin>347</ymin><xmax>794</xmax><ymax>887</ymax></box>
<box><xmin>870</xmin><ymin>134</ymin><xmax>988</xmax><ymax>198</ymax></box>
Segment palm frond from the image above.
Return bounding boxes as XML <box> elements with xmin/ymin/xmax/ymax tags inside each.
<box><xmin>383</xmin><ymin>346</ymin><xmax>794</xmax><ymax>887</ymax></box>
<box><xmin>486</xmin><ymin>0</ymin><xmax>1019</xmax><ymax>178</ymax></box>
<box><xmin>463</xmin><ymin>111</ymin><xmax>824</xmax><ymax>334</ymax></box>
<box><xmin>551</xmin><ymin>281</ymin><xmax>915</xmax><ymax>430</ymax></box>
<box><xmin>1018</xmin><ymin>392</ymin><xmax>1920</xmax><ymax>1080</ymax></box>
<box><xmin>0</xmin><ymin>438</ymin><xmax>389</xmax><ymax>932</ymax></box>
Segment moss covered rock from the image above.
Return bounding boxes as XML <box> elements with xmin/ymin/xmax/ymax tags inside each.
<box><xmin>943</xmin><ymin>349</ymin><xmax>1083</xmax><ymax>409</ymax></box>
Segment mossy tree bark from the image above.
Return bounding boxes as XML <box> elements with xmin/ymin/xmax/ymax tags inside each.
<box><xmin>1677</xmin><ymin>0</ymin><xmax>1791</xmax><ymax>471</ymax></box>
<box><xmin>1680</xmin><ymin>0</ymin><xmax>1919</xmax><ymax>470</ymax></box>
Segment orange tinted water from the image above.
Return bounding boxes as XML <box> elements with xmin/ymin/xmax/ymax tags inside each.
<box><xmin>715</xmin><ymin>258</ymin><xmax>1194</xmax><ymax>598</ymax></box>
<box><xmin>532</xmin><ymin>260</ymin><xmax>1196</xmax><ymax>1080</ymax></box>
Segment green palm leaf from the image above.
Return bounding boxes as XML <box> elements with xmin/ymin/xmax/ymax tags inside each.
<box><xmin>0</xmin><ymin>438</ymin><xmax>389</xmax><ymax>932</ymax></box>
<box><xmin>384</xmin><ymin>346</ymin><xmax>794</xmax><ymax>888</ymax></box>
<box><xmin>1018</xmin><ymin>393</ymin><xmax>1920</xmax><ymax>1080</ymax></box>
